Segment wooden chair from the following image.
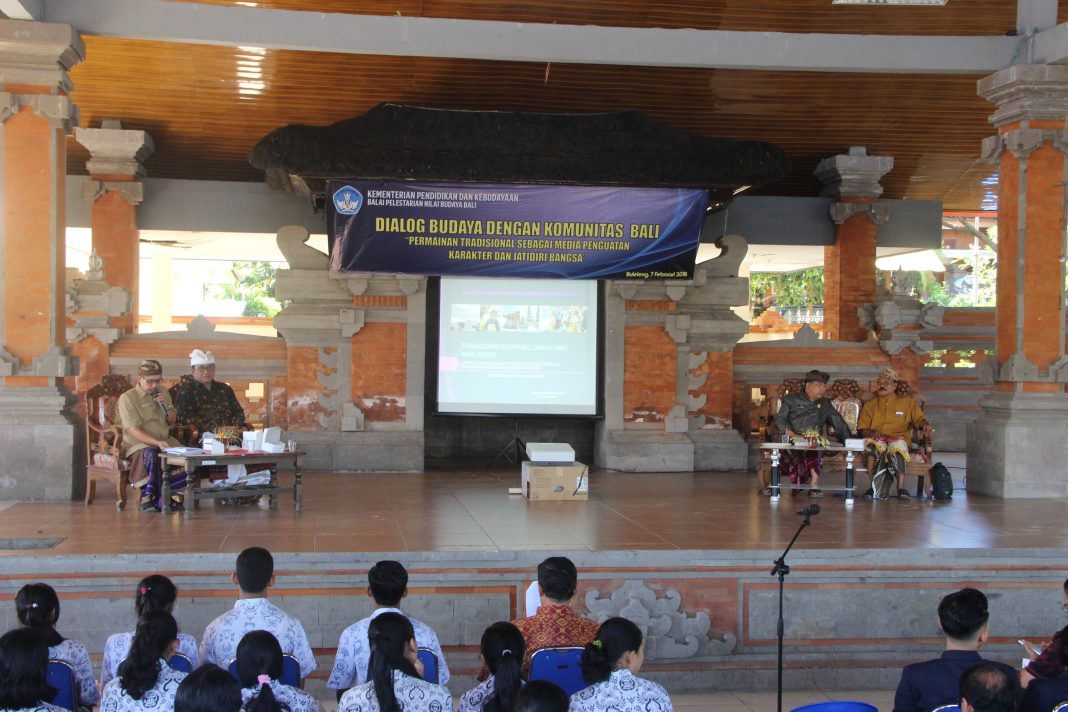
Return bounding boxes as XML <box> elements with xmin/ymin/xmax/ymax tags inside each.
<box><xmin>84</xmin><ymin>374</ymin><xmax>133</xmax><ymax>509</ymax></box>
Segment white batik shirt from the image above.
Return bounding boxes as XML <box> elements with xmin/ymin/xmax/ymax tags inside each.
<box><xmin>459</xmin><ymin>674</ymin><xmax>523</xmax><ymax>712</ymax></box>
<box><xmin>568</xmin><ymin>669</ymin><xmax>673</xmax><ymax>712</ymax></box>
<box><xmin>101</xmin><ymin>631</ymin><xmax>200</xmax><ymax>686</ymax></box>
<box><xmin>241</xmin><ymin>679</ymin><xmax>323</xmax><ymax>712</ymax></box>
<box><xmin>338</xmin><ymin>670</ymin><xmax>453</xmax><ymax>712</ymax></box>
<box><xmin>0</xmin><ymin>704</ymin><xmax>68</xmax><ymax>712</ymax></box>
<box><xmin>49</xmin><ymin>639</ymin><xmax>100</xmax><ymax>706</ymax></box>
<box><xmin>99</xmin><ymin>660</ymin><xmax>187</xmax><ymax>712</ymax></box>
<box><xmin>200</xmin><ymin>597</ymin><xmax>317</xmax><ymax>677</ymax></box>
<box><xmin>328</xmin><ymin>607</ymin><xmax>450</xmax><ymax>689</ymax></box>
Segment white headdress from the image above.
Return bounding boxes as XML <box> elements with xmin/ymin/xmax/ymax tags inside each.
<box><xmin>189</xmin><ymin>349</ymin><xmax>216</xmax><ymax>367</ymax></box>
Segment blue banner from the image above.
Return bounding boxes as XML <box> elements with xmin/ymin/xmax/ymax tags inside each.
<box><xmin>328</xmin><ymin>180</ymin><xmax>707</xmax><ymax>280</ymax></box>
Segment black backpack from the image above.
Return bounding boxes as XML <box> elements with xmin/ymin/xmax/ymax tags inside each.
<box><xmin>929</xmin><ymin>462</ymin><xmax>953</xmax><ymax>500</ymax></box>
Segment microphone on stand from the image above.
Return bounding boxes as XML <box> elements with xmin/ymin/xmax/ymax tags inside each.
<box><xmin>796</xmin><ymin>504</ymin><xmax>821</xmax><ymax>516</ymax></box>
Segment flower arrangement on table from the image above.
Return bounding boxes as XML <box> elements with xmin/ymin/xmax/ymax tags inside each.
<box><xmin>213</xmin><ymin>425</ymin><xmax>242</xmax><ymax>447</ymax></box>
<box><xmin>797</xmin><ymin>429</ymin><xmax>830</xmax><ymax>447</ymax></box>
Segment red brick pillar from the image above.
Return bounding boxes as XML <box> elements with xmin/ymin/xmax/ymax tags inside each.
<box><xmin>815</xmin><ymin>147</ymin><xmax>893</xmax><ymax>342</ymax></box>
<box><xmin>0</xmin><ymin>19</ymin><xmax>85</xmax><ymax>499</ymax></box>
<box><xmin>75</xmin><ymin>120</ymin><xmax>154</xmax><ymax>334</ymax></box>
<box><xmin>968</xmin><ymin>65</ymin><xmax>1068</xmax><ymax>497</ymax></box>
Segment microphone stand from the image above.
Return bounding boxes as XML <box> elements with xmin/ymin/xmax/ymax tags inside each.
<box><xmin>770</xmin><ymin>508</ymin><xmax>816</xmax><ymax>712</ymax></box>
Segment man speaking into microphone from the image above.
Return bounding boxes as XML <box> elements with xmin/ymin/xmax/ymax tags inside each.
<box><xmin>117</xmin><ymin>359</ymin><xmax>188</xmax><ymax>512</ymax></box>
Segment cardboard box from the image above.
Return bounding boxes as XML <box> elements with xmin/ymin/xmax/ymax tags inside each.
<box><xmin>521</xmin><ymin>462</ymin><xmax>589</xmax><ymax>501</ymax></box>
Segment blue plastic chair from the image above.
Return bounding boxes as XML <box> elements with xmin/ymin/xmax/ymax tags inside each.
<box><xmin>418</xmin><ymin>647</ymin><xmax>439</xmax><ymax>684</ymax></box>
<box><xmin>229</xmin><ymin>653</ymin><xmax>302</xmax><ymax>688</ymax></box>
<box><xmin>47</xmin><ymin>659</ymin><xmax>78</xmax><ymax>712</ymax></box>
<box><xmin>790</xmin><ymin>702</ymin><xmax>879</xmax><ymax>712</ymax></box>
<box><xmin>168</xmin><ymin>653</ymin><xmax>193</xmax><ymax>672</ymax></box>
<box><xmin>529</xmin><ymin>646</ymin><xmax>587</xmax><ymax>696</ymax></box>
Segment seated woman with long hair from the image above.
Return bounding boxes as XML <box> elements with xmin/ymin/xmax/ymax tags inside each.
<box><xmin>514</xmin><ymin>682</ymin><xmax>568</xmax><ymax>712</ymax></box>
<box><xmin>459</xmin><ymin>622</ymin><xmax>525</xmax><ymax>712</ymax></box>
<box><xmin>174</xmin><ymin>665</ymin><xmax>241</xmax><ymax>712</ymax></box>
<box><xmin>15</xmin><ymin>583</ymin><xmax>99</xmax><ymax>710</ymax></box>
<box><xmin>100</xmin><ymin>610</ymin><xmax>187</xmax><ymax>712</ymax></box>
<box><xmin>569</xmin><ymin>617</ymin><xmax>673</xmax><ymax>712</ymax></box>
<box><xmin>0</xmin><ymin>628</ymin><xmax>66</xmax><ymax>712</ymax></box>
<box><xmin>338</xmin><ymin>612</ymin><xmax>452</xmax><ymax>712</ymax></box>
<box><xmin>102</xmin><ymin>574</ymin><xmax>200</xmax><ymax>686</ymax></box>
<box><xmin>236</xmin><ymin>630</ymin><xmax>322</xmax><ymax>712</ymax></box>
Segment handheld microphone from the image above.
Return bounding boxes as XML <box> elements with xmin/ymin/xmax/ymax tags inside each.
<box><xmin>796</xmin><ymin>504</ymin><xmax>820</xmax><ymax>516</ymax></box>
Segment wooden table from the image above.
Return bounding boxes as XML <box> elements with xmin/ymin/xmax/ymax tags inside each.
<box><xmin>759</xmin><ymin>442</ymin><xmax>864</xmax><ymax>505</ymax></box>
<box><xmin>157</xmin><ymin>450</ymin><xmax>303</xmax><ymax>517</ymax></box>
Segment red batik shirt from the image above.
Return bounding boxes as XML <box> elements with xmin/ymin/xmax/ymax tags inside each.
<box><xmin>512</xmin><ymin>603</ymin><xmax>600</xmax><ymax>676</ymax></box>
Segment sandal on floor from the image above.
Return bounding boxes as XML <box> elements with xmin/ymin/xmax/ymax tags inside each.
<box><xmin>808</xmin><ymin>489</ymin><xmax>824</xmax><ymax>498</ymax></box>
<box><xmin>757</xmin><ymin>487</ymin><xmax>773</xmax><ymax>497</ymax></box>
<box><xmin>897</xmin><ymin>488</ymin><xmax>911</xmax><ymax>499</ymax></box>
<box><xmin>140</xmin><ymin>499</ymin><xmax>161</xmax><ymax>512</ymax></box>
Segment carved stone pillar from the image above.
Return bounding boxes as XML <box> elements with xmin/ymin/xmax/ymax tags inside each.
<box><xmin>968</xmin><ymin>65</ymin><xmax>1068</xmax><ymax>497</ymax></box>
<box><xmin>859</xmin><ymin>269</ymin><xmax>943</xmax><ymax>387</ymax></box>
<box><xmin>66</xmin><ymin>252</ymin><xmax>132</xmax><ymax>407</ymax></box>
<box><xmin>596</xmin><ymin>234</ymin><xmax>751</xmax><ymax>472</ymax></box>
<box><xmin>0</xmin><ymin>19</ymin><xmax>84</xmax><ymax>499</ymax></box>
<box><xmin>75</xmin><ymin>119</ymin><xmax>153</xmax><ymax>334</ymax></box>
<box><xmin>815</xmin><ymin>147</ymin><xmax>893</xmax><ymax>342</ymax></box>
<box><xmin>272</xmin><ymin>226</ymin><xmax>425</xmax><ymax>471</ymax></box>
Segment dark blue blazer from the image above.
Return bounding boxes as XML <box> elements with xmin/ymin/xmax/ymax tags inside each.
<box><xmin>893</xmin><ymin>650</ymin><xmax>1019</xmax><ymax>712</ymax></box>
<box><xmin>1020</xmin><ymin>676</ymin><xmax>1068</xmax><ymax>712</ymax></box>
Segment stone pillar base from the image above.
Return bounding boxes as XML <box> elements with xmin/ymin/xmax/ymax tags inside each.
<box><xmin>689</xmin><ymin>429</ymin><xmax>748</xmax><ymax>471</ymax></box>
<box><xmin>291</xmin><ymin>430</ymin><xmax>424</xmax><ymax>472</ymax></box>
<box><xmin>0</xmin><ymin>387</ymin><xmax>82</xmax><ymax>500</ymax></box>
<box><xmin>595</xmin><ymin>428</ymin><xmax>694</xmax><ymax>472</ymax></box>
<box><xmin>966</xmin><ymin>392</ymin><xmax>1068</xmax><ymax>498</ymax></box>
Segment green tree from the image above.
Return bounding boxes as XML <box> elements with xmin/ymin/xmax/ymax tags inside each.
<box><xmin>750</xmin><ymin>268</ymin><xmax>825</xmax><ymax>312</ymax></box>
<box><xmin>207</xmin><ymin>261</ymin><xmax>282</xmax><ymax>317</ymax></box>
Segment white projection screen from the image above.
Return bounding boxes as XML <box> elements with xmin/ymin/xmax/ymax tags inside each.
<box><xmin>436</xmin><ymin>277</ymin><xmax>601</xmax><ymax>416</ymax></box>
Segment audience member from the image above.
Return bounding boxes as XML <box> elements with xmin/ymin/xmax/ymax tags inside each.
<box><xmin>960</xmin><ymin>664</ymin><xmax>1017</xmax><ymax>712</ymax></box>
<box><xmin>337</xmin><ymin>612</ymin><xmax>452</xmax><ymax>712</ymax></box>
<box><xmin>101</xmin><ymin>574</ymin><xmax>200</xmax><ymax>686</ymax></box>
<box><xmin>893</xmin><ymin>588</ymin><xmax>1018</xmax><ymax>712</ymax></box>
<box><xmin>1019</xmin><ymin>624</ymin><xmax>1068</xmax><ymax>712</ymax></box>
<box><xmin>1021</xmin><ymin>577</ymin><xmax>1068</xmax><ymax>689</ymax></box>
<box><xmin>328</xmin><ymin>560</ymin><xmax>449</xmax><ymax>697</ymax></box>
<box><xmin>515</xmin><ymin>681</ymin><xmax>568</xmax><ymax>712</ymax></box>
<box><xmin>570</xmin><ymin>617</ymin><xmax>673</xmax><ymax>712</ymax></box>
<box><xmin>173</xmin><ymin>349</ymin><xmax>247</xmax><ymax>435</ymax></box>
<box><xmin>509</xmin><ymin>557</ymin><xmax>598</xmax><ymax>677</ymax></box>
<box><xmin>200</xmin><ymin>547</ymin><xmax>316</xmax><ymax>679</ymax></box>
<box><xmin>858</xmin><ymin>368</ymin><xmax>932</xmax><ymax>499</ymax></box>
<box><xmin>0</xmin><ymin>627</ymin><xmax>67</xmax><ymax>712</ymax></box>
<box><xmin>117</xmin><ymin>358</ymin><xmax>187</xmax><ymax>512</ymax></box>
<box><xmin>772</xmin><ymin>369</ymin><xmax>854</xmax><ymax>498</ymax></box>
<box><xmin>174</xmin><ymin>664</ymin><xmax>242</xmax><ymax>712</ymax></box>
<box><xmin>100</xmin><ymin>610</ymin><xmax>187</xmax><ymax>712</ymax></box>
<box><xmin>459</xmin><ymin>622</ymin><xmax>525</xmax><ymax>712</ymax></box>
<box><xmin>236</xmin><ymin>630</ymin><xmax>322</xmax><ymax>712</ymax></box>
<box><xmin>15</xmin><ymin>583</ymin><xmax>99</xmax><ymax>709</ymax></box>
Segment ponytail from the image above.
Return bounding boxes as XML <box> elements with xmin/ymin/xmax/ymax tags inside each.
<box><xmin>135</xmin><ymin>575</ymin><xmax>178</xmax><ymax>616</ymax></box>
<box><xmin>367</xmin><ymin>613</ymin><xmax>419</xmax><ymax>712</ymax></box>
<box><xmin>579</xmin><ymin>617</ymin><xmax>642</xmax><ymax>685</ymax></box>
<box><xmin>237</xmin><ymin>630</ymin><xmax>290</xmax><ymax>712</ymax></box>
<box><xmin>14</xmin><ymin>583</ymin><xmax>63</xmax><ymax>647</ymax></box>
<box><xmin>481</xmin><ymin>622</ymin><xmax>525</xmax><ymax>712</ymax></box>
<box><xmin>118</xmin><ymin>610</ymin><xmax>177</xmax><ymax>700</ymax></box>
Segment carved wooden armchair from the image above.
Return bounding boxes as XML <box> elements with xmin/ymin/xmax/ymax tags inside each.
<box><xmin>84</xmin><ymin>374</ymin><xmax>132</xmax><ymax>508</ymax></box>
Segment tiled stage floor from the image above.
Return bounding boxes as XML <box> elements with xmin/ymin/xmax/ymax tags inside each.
<box><xmin>2</xmin><ymin>453</ymin><xmax>1065</xmax><ymax>556</ymax></box>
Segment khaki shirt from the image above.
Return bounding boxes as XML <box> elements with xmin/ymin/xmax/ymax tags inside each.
<box><xmin>117</xmin><ymin>384</ymin><xmax>178</xmax><ymax>457</ymax></box>
<box><xmin>857</xmin><ymin>393</ymin><xmax>925</xmax><ymax>440</ymax></box>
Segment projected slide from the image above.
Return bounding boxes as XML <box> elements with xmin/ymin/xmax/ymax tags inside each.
<box><xmin>437</xmin><ymin>277</ymin><xmax>600</xmax><ymax>416</ymax></box>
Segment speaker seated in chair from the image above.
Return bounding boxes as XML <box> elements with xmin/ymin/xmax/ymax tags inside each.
<box><xmin>857</xmin><ymin>368</ymin><xmax>934</xmax><ymax>499</ymax></box>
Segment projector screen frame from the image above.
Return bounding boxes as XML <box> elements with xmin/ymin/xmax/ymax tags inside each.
<box><xmin>427</xmin><ymin>276</ymin><xmax>605</xmax><ymax>419</ymax></box>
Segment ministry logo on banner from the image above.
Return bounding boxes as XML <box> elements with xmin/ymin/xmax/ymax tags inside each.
<box><xmin>332</xmin><ymin>185</ymin><xmax>364</xmax><ymax>215</ymax></box>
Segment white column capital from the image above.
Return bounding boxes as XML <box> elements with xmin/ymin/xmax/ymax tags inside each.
<box><xmin>814</xmin><ymin>146</ymin><xmax>893</xmax><ymax>199</ymax></box>
<box><xmin>75</xmin><ymin>121</ymin><xmax>155</xmax><ymax>178</ymax></box>
<box><xmin>0</xmin><ymin>18</ymin><xmax>84</xmax><ymax>94</ymax></box>
<box><xmin>978</xmin><ymin>63</ymin><xmax>1068</xmax><ymax>128</ymax></box>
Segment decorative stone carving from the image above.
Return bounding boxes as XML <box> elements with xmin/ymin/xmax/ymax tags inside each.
<box><xmin>792</xmin><ymin>323</ymin><xmax>822</xmax><ymax>344</ymax></box>
<box><xmin>982</xmin><ymin>127</ymin><xmax>1068</xmax><ymax>161</ymax></box>
<box><xmin>977</xmin><ymin>64</ymin><xmax>1068</xmax><ymax>129</ymax></box>
<box><xmin>340</xmin><ymin>308</ymin><xmax>365</xmax><ymax>338</ymax></box>
<box><xmin>316</xmin><ymin>346</ymin><xmax>340</xmax><ymax>430</ymax></box>
<box><xmin>83</xmin><ymin>180</ymin><xmax>145</xmax><ymax>206</ymax></box>
<box><xmin>75</xmin><ymin>120</ymin><xmax>154</xmax><ymax>178</ymax></box>
<box><xmin>65</xmin><ymin>251</ymin><xmax>132</xmax><ymax>345</ymax></box>
<box><xmin>1000</xmin><ymin>352</ymin><xmax>1040</xmax><ymax>382</ymax></box>
<box><xmin>814</xmin><ymin>146</ymin><xmax>893</xmax><ymax>199</ymax></box>
<box><xmin>828</xmin><ymin>201</ymin><xmax>889</xmax><ymax>226</ymax></box>
<box><xmin>277</xmin><ymin>225</ymin><xmax>329</xmax><ymax>269</ymax></box>
<box><xmin>859</xmin><ymin>274</ymin><xmax>941</xmax><ymax>355</ymax></box>
<box><xmin>585</xmin><ymin>580</ymin><xmax>736</xmax><ymax>660</ymax></box>
<box><xmin>0</xmin><ymin>19</ymin><xmax>85</xmax><ymax>94</ymax></box>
